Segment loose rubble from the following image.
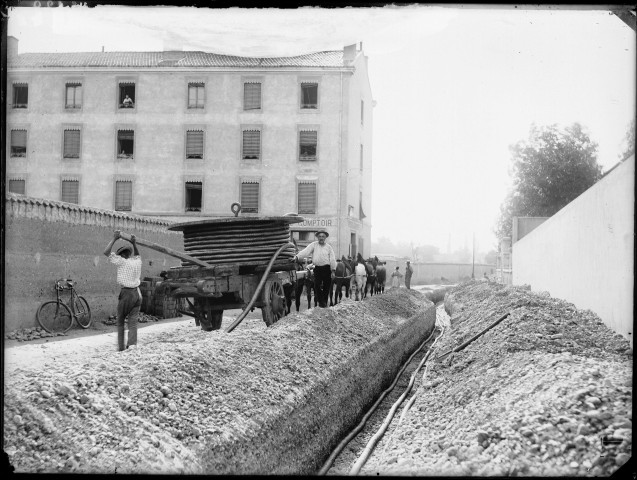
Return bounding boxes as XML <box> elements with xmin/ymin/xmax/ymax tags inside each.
<box><xmin>5</xmin><ymin>327</ymin><xmax>67</xmax><ymax>342</ymax></box>
<box><xmin>358</xmin><ymin>281</ymin><xmax>632</xmax><ymax>477</ymax></box>
<box><xmin>4</xmin><ymin>289</ymin><xmax>431</xmax><ymax>475</ymax></box>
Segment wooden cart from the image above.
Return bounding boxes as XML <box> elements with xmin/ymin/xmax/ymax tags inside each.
<box><xmin>122</xmin><ymin>208</ymin><xmax>305</xmax><ymax>331</ymax></box>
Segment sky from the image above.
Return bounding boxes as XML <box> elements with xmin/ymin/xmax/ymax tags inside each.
<box><xmin>6</xmin><ymin>4</ymin><xmax>636</xmax><ymax>254</ymax></box>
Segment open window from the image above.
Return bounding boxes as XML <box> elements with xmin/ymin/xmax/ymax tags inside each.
<box><xmin>10</xmin><ymin>129</ymin><xmax>27</xmax><ymax>158</ymax></box>
<box><xmin>119</xmin><ymin>83</ymin><xmax>136</xmax><ymax>109</ymax></box>
<box><xmin>299</xmin><ymin>130</ymin><xmax>318</xmax><ymax>161</ymax></box>
<box><xmin>12</xmin><ymin>84</ymin><xmax>28</xmax><ymax>108</ymax></box>
<box><xmin>300</xmin><ymin>83</ymin><xmax>318</xmax><ymax>109</ymax></box>
<box><xmin>117</xmin><ymin>130</ymin><xmax>134</xmax><ymax>159</ymax></box>
<box><xmin>185</xmin><ymin>181</ymin><xmax>202</xmax><ymax>212</ymax></box>
<box><xmin>65</xmin><ymin>83</ymin><xmax>82</xmax><ymax>109</ymax></box>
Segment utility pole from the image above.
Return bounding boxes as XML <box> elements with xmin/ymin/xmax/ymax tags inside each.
<box><xmin>471</xmin><ymin>232</ymin><xmax>475</xmax><ymax>279</ymax></box>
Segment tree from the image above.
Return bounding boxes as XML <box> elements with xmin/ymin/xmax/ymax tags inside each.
<box><xmin>495</xmin><ymin>123</ymin><xmax>603</xmax><ymax>241</ymax></box>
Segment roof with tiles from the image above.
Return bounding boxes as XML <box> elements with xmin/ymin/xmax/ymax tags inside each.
<box><xmin>8</xmin><ymin>50</ymin><xmax>346</xmax><ymax>69</ymax></box>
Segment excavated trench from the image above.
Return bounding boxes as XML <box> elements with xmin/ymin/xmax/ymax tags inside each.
<box><xmin>3</xmin><ymin>288</ymin><xmax>436</xmax><ymax>475</ymax></box>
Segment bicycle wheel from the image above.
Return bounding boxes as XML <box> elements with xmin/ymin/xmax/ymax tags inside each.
<box><xmin>37</xmin><ymin>301</ymin><xmax>73</xmax><ymax>334</ymax></box>
<box><xmin>74</xmin><ymin>296</ymin><xmax>92</xmax><ymax>329</ymax></box>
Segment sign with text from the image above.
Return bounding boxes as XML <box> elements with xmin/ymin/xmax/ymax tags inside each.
<box><xmin>293</xmin><ymin>218</ymin><xmax>336</xmax><ymax>229</ymax></box>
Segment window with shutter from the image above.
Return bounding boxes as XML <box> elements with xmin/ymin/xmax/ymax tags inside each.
<box><xmin>242</xmin><ymin>130</ymin><xmax>261</xmax><ymax>160</ymax></box>
<box><xmin>186</xmin><ymin>131</ymin><xmax>204</xmax><ymax>159</ymax></box>
<box><xmin>13</xmin><ymin>84</ymin><xmax>28</xmax><ymax>108</ymax></box>
<box><xmin>10</xmin><ymin>130</ymin><xmax>27</xmax><ymax>157</ymax></box>
<box><xmin>9</xmin><ymin>179</ymin><xmax>25</xmax><ymax>194</ymax></box>
<box><xmin>61</xmin><ymin>180</ymin><xmax>79</xmax><ymax>204</ymax></box>
<box><xmin>299</xmin><ymin>130</ymin><xmax>318</xmax><ymax>161</ymax></box>
<box><xmin>188</xmin><ymin>83</ymin><xmax>205</xmax><ymax>109</ymax></box>
<box><xmin>241</xmin><ymin>182</ymin><xmax>259</xmax><ymax>213</ymax></box>
<box><xmin>185</xmin><ymin>182</ymin><xmax>202</xmax><ymax>212</ymax></box>
<box><xmin>301</xmin><ymin>83</ymin><xmax>318</xmax><ymax>109</ymax></box>
<box><xmin>115</xmin><ymin>181</ymin><xmax>133</xmax><ymax>211</ymax></box>
<box><xmin>298</xmin><ymin>182</ymin><xmax>317</xmax><ymax>215</ymax></box>
<box><xmin>65</xmin><ymin>83</ymin><xmax>82</xmax><ymax>109</ymax></box>
<box><xmin>244</xmin><ymin>83</ymin><xmax>261</xmax><ymax>110</ymax></box>
<box><xmin>117</xmin><ymin>130</ymin><xmax>134</xmax><ymax>159</ymax></box>
<box><xmin>63</xmin><ymin>130</ymin><xmax>81</xmax><ymax>158</ymax></box>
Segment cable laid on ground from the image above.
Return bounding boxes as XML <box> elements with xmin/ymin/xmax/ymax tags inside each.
<box><xmin>317</xmin><ymin>320</ymin><xmax>438</xmax><ymax>476</ymax></box>
<box><xmin>353</xmin><ymin>313</ymin><xmax>448</xmax><ymax>474</ymax></box>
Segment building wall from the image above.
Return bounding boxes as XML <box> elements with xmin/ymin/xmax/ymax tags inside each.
<box><xmin>4</xmin><ymin>193</ymin><xmax>183</xmax><ymax>332</ymax></box>
<box><xmin>8</xmin><ymin>46</ymin><xmax>373</xmax><ymax>261</ymax></box>
<box><xmin>512</xmin><ymin>216</ymin><xmax>549</xmax><ymax>243</ymax></box>
<box><xmin>512</xmin><ymin>155</ymin><xmax>634</xmax><ymax>345</ymax></box>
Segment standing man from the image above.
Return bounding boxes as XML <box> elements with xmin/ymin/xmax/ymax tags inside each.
<box><xmin>103</xmin><ymin>230</ymin><xmax>142</xmax><ymax>351</ymax></box>
<box><xmin>293</xmin><ymin>230</ymin><xmax>336</xmax><ymax>308</ymax></box>
<box><xmin>405</xmin><ymin>261</ymin><xmax>414</xmax><ymax>289</ymax></box>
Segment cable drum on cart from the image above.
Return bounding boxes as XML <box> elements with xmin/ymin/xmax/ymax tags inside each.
<box><xmin>169</xmin><ymin>218</ymin><xmax>299</xmax><ymax>269</ymax></box>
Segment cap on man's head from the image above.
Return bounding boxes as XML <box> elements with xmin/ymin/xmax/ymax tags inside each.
<box><xmin>315</xmin><ymin>230</ymin><xmax>329</xmax><ymax>238</ymax></box>
<box><xmin>406</xmin><ymin>261</ymin><xmax>410</xmax><ymax>264</ymax></box>
<box><xmin>116</xmin><ymin>245</ymin><xmax>132</xmax><ymax>255</ymax></box>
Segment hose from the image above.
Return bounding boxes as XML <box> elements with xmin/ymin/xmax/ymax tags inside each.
<box><xmin>225</xmin><ymin>242</ymin><xmax>296</xmax><ymax>333</ymax></box>
<box><xmin>350</xmin><ymin>319</ymin><xmax>447</xmax><ymax>475</ymax></box>
<box><xmin>317</xmin><ymin>321</ymin><xmax>438</xmax><ymax>475</ymax></box>
<box><xmin>436</xmin><ymin>301</ymin><xmax>529</xmax><ymax>360</ymax></box>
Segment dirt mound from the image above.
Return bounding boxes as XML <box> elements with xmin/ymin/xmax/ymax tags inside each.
<box><xmin>4</xmin><ymin>289</ymin><xmax>434</xmax><ymax>475</ymax></box>
<box><xmin>359</xmin><ymin>281</ymin><xmax>632</xmax><ymax>477</ymax></box>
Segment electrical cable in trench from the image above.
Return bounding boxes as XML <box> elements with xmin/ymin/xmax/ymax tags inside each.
<box><xmin>317</xmin><ymin>321</ymin><xmax>439</xmax><ymax>476</ymax></box>
<box><xmin>350</xmin><ymin>313</ymin><xmax>448</xmax><ymax>475</ymax></box>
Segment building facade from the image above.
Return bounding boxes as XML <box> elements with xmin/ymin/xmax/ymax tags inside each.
<box><xmin>6</xmin><ymin>38</ymin><xmax>373</xmax><ymax>258</ymax></box>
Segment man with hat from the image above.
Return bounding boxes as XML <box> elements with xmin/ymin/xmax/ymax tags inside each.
<box><xmin>103</xmin><ymin>230</ymin><xmax>142</xmax><ymax>351</ymax></box>
<box><xmin>405</xmin><ymin>260</ymin><xmax>414</xmax><ymax>289</ymax></box>
<box><xmin>293</xmin><ymin>229</ymin><xmax>336</xmax><ymax>308</ymax></box>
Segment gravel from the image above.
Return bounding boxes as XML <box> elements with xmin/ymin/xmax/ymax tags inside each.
<box><xmin>3</xmin><ymin>289</ymin><xmax>433</xmax><ymax>475</ymax></box>
<box><xmin>356</xmin><ymin>281</ymin><xmax>632</xmax><ymax>476</ymax></box>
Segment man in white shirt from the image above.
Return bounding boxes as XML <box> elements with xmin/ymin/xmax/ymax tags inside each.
<box><xmin>294</xmin><ymin>230</ymin><xmax>336</xmax><ymax>308</ymax></box>
<box><xmin>103</xmin><ymin>230</ymin><xmax>142</xmax><ymax>351</ymax></box>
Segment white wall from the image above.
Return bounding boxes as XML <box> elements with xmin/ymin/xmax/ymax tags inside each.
<box><xmin>512</xmin><ymin>155</ymin><xmax>634</xmax><ymax>345</ymax></box>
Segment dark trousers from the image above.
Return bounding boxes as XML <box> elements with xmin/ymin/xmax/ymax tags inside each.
<box><xmin>313</xmin><ymin>265</ymin><xmax>332</xmax><ymax>308</ymax></box>
<box><xmin>405</xmin><ymin>276</ymin><xmax>412</xmax><ymax>289</ymax></box>
<box><xmin>117</xmin><ymin>287</ymin><xmax>141</xmax><ymax>351</ymax></box>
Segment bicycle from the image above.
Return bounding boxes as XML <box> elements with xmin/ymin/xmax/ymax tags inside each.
<box><xmin>36</xmin><ymin>279</ymin><xmax>92</xmax><ymax>333</ymax></box>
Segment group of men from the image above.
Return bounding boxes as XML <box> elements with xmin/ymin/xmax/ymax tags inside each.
<box><xmin>103</xmin><ymin>228</ymin><xmax>415</xmax><ymax>352</ymax></box>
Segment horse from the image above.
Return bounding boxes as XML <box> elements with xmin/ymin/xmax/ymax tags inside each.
<box><xmin>350</xmin><ymin>256</ymin><xmax>368</xmax><ymax>301</ymax></box>
<box><xmin>330</xmin><ymin>256</ymin><xmax>353</xmax><ymax>306</ymax></box>
<box><xmin>354</xmin><ymin>253</ymin><xmax>375</xmax><ymax>299</ymax></box>
<box><xmin>374</xmin><ymin>261</ymin><xmax>387</xmax><ymax>294</ymax></box>
<box><xmin>295</xmin><ymin>263</ymin><xmax>317</xmax><ymax>311</ymax></box>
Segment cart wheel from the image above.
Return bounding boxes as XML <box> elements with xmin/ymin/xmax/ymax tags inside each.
<box><xmin>261</xmin><ymin>279</ymin><xmax>286</xmax><ymax>327</ymax></box>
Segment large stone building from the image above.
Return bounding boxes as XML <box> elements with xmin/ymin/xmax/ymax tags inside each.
<box><xmin>6</xmin><ymin>37</ymin><xmax>374</xmax><ymax>258</ymax></box>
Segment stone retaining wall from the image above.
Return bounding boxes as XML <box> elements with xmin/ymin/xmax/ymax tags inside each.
<box><xmin>4</xmin><ymin>193</ymin><xmax>183</xmax><ymax>331</ymax></box>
